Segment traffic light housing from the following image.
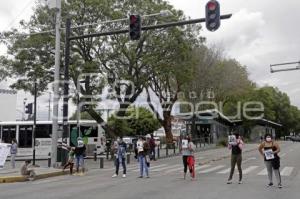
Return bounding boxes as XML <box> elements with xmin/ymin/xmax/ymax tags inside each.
<box><xmin>25</xmin><ymin>103</ymin><xmax>33</xmax><ymax>114</ymax></box>
<box><xmin>129</xmin><ymin>14</ymin><xmax>141</xmax><ymax>40</ymax></box>
<box><xmin>205</xmin><ymin>0</ymin><xmax>220</xmax><ymax>32</ymax></box>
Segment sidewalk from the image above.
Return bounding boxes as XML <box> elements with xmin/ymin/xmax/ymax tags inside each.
<box><xmin>0</xmin><ymin>167</ymin><xmax>68</xmax><ymax>183</ymax></box>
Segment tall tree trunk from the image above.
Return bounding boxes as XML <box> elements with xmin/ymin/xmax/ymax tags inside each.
<box><xmin>162</xmin><ymin>112</ymin><xmax>173</xmax><ymax>145</ymax></box>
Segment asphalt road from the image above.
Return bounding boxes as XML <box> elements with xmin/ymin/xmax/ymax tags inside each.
<box><xmin>0</xmin><ymin>141</ymin><xmax>299</xmax><ymax>199</ymax></box>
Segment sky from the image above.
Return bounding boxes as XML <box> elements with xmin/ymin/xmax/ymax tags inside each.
<box><xmin>0</xmin><ymin>0</ymin><xmax>300</xmax><ymax>120</ymax></box>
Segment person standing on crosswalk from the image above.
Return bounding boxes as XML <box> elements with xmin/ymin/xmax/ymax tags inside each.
<box><xmin>136</xmin><ymin>136</ymin><xmax>150</xmax><ymax>178</ymax></box>
<box><xmin>227</xmin><ymin>133</ymin><xmax>244</xmax><ymax>184</ymax></box>
<box><xmin>258</xmin><ymin>133</ymin><xmax>282</xmax><ymax>188</ymax></box>
<box><xmin>112</xmin><ymin>137</ymin><xmax>127</xmax><ymax>178</ymax></box>
<box><xmin>180</xmin><ymin>135</ymin><xmax>195</xmax><ymax>180</ymax></box>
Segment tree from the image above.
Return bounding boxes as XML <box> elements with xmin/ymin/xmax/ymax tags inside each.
<box><xmin>107</xmin><ymin>106</ymin><xmax>160</xmax><ymax>137</ymax></box>
<box><xmin>0</xmin><ymin>0</ymin><xmax>199</xmax><ymax>137</ymax></box>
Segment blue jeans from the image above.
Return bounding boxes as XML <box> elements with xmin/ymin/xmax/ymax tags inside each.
<box><xmin>76</xmin><ymin>155</ymin><xmax>84</xmax><ymax>172</ymax></box>
<box><xmin>115</xmin><ymin>157</ymin><xmax>126</xmax><ymax>175</ymax></box>
<box><xmin>138</xmin><ymin>155</ymin><xmax>148</xmax><ymax>177</ymax></box>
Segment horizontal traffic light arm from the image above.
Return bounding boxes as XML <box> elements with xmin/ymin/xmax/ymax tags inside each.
<box><xmin>271</xmin><ymin>67</ymin><xmax>300</xmax><ymax>73</ymax></box>
<box><xmin>70</xmin><ymin>14</ymin><xmax>232</xmax><ymax>40</ymax></box>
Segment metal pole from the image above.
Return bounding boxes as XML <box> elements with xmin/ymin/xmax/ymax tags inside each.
<box><xmin>76</xmin><ymin>92</ymin><xmax>81</xmax><ymax>137</ymax></box>
<box><xmin>33</xmin><ymin>80</ymin><xmax>37</xmax><ymax>166</ymax></box>
<box><xmin>48</xmin><ymin>92</ymin><xmax>51</xmax><ymax>121</ymax></box>
<box><xmin>69</xmin><ymin>14</ymin><xmax>232</xmax><ymax>41</ymax></box>
<box><xmin>51</xmin><ymin>0</ymin><xmax>61</xmax><ymax>167</ymax></box>
<box><xmin>62</xmin><ymin>18</ymin><xmax>71</xmax><ymax>166</ymax></box>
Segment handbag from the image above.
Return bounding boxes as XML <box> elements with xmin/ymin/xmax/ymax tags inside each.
<box><xmin>271</xmin><ymin>155</ymin><xmax>280</xmax><ymax>170</ymax></box>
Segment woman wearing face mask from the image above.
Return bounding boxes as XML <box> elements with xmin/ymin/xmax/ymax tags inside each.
<box><xmin>258</xmin><ymin>133</ymin><xmax>282</xmax><ymax>188</ymax></box>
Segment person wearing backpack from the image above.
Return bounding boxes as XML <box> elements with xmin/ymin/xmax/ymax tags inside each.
<box><xmin>112</xmin><ymin>137</ymin><xmax>127</xmax><ymax>178</ymax></box>
<box><xmin>227</xmin><ymin>133</ymin><xmax>244</xmax><ymax>184</ymax></box>
<box><xmin>258</xmin><ymin>133</ymin><xmax>282</xmax><ymax>188</ymax></box>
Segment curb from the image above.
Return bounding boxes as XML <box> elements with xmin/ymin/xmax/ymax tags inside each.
<box><xmin>0</xmin><ymin>170</ymin><xmax>69</xmax><ymax>184</ymax></box>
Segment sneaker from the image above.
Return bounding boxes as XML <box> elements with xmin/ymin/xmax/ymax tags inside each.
<box><xmin>112</xmin><ymin>174</ymin><xmax>118</xmax><ymax>178</ymax></box>
<box><xmin>278</xmin><ymin>184</ymin><xmax>283</xmax><ymax>189</ymax></box>
<box><xmin>122</xmin><ymin>174</ymin><xmax>126</xmax><ymax>178</ymax></box>
<box><xmin>267</xmin><ymin>182</ymin><xmax>274</xmax><ymax>187</ymax></box>
<box><xmin>138</xmin><ymin>176</ymin><xmax>143</xmax><ymax>178</ymax></box>
<box><xmin>146</xmin><ymin>176</ymin><xmax>150</xmax><ymax>178</ymax></box>
<box><xmin>238</xmin><ymin>181</ymin><xmax>243</xmax><ymax>184</ymax></box>
<box><xmin>227</xmin><ymin>180</ymin><xmax>232</xmax><ymax>184</ymax></box>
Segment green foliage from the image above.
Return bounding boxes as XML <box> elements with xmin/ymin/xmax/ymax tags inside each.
<box><xmin>108</xmin><ymin>106</ymin><xmax>160</xmax><ymax>137</ymax></box>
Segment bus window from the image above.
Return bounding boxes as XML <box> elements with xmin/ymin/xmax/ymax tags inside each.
<box><xmin>19</xmin><ymin>125</ymin><xmax>33</xmax><ymax>148</ymax></box>
<box><xmin>2</xmin><ymin>125</ymin><xmax>16</xmax><ymax>144</ymax></box>
<box><xmin>36</xmin><ymin>124</ymin><xmax>52</xmax><ymax>138</ymax></box>
<box><xmin>81</xmin><ymin>125</ymin><xmax>98</xmax><ymax>137</ymax></box>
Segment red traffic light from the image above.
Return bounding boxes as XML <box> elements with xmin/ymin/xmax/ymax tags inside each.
<box><xmin>207</xmin><ymin>2</ymin><xmax>217</xmax><ymax>11</ymax></box>
<box><xmin>130</xmin><ymin>15</ymin><xmax>137</xmax><ymax>23</ymax></box>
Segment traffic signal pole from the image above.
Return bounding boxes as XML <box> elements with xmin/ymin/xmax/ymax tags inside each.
<box><xmin>33</xmin><ymin>80</ymin><xmax>37</xmax><ymax>166</ymax></box>
<box><xmin>62</xmin><ymin>13</ymin><xmax>232</xmax><ymax>164</ymax></box>
<box><xmin>70</xmin><ymin>14</ymin><xmax>232</xmax><ymax>40</ymax></box>
<box><xmin>270</xmin><ymin>61</ymin><xmax>300</xmax><ymax>73</ymax></box>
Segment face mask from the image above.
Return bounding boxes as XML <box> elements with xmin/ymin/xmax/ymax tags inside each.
<box><xmin>266</xmin><ymin>137</ymin><xmax>272</xmax><ymax>142</ymax></box>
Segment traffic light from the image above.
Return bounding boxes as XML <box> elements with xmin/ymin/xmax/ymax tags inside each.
<box><xmin>205</xmin><ymin>0</ymin><xmax>220</xmax><ymax>32</ymax></box>
<box><xmin>129</xmin><ymin>14</ymin><xmax>141</xmax><ymax>40</ymax></box>
<box><xmin>25</xmin><ymin>103</ymin><xmax>33</xmax><ymax>114</ymax></box>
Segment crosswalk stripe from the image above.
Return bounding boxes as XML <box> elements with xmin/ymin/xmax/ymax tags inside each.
<box><xmin>131</xmin><ymin>164</ymin><xmax>167</xmax><ymax>172</ymax></box>
<box><xmin>152</xmin><ymin>164</ymin><xmax>181</xmax><ymax>172</ymax></box>
<box><xmin>257</xmin><ymin>168</ymin><xmax>267</xmax><ymax>175</ymax></box>
<box><xmin>166</xmin><ymin>164</ymin><xmax>211</xmax><ymax>174</ymax></box>
<box><xmin>199</xmin><ymin>165</ymin><xmax>225</xmax><ymax>174</ymax></box>
<box><xmin>281</xmin><ymin>167</ymin><xmax>294</xmax><ymax>176</ymax></box>
<box><xmin>243</xmin><ymin>166</ymin><xmax>259</xmax><ymax>174</ymax></box>
<box><xmin>217</xmin><ymin>168</ymin><xmax>231</xmax><ymax>174</ymax></box>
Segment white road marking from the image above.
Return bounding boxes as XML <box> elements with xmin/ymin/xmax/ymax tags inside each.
<box><xmin>243</xmin><ymin>157</ymin><xmax>257</xmax><ymax>164</ymax></box>
<box><xmin>199</xmin><ymin>165</ymin><xmax>225</xmax><ymax>174</ymax></box>
<box><xmin>217</xmin><ymin>168</ymin><xmax>231</xmax><ymax>174</ymax></box>
<box><xmin>165</xmin><ymin>164</ymin><xmax>211</xmax><ymax>174</ymax></box>
<box><xmin>131</xmin><ymin>164</ymin><xmax>167</xmax><ymax>172</ymax></box>
<box><xmin>280</xmin><ymin>153</ymin><xmax>287</xmax><ymax>157</ymax></box>
<box><xmin>243</xmin><ymin>166</ymin><xmax>259</xmax><ymax>174</ymax></box>
<box><xmin>257</xmin><ymin>168</ymin><xmax>267</xmax><ymax>176</ymax></box>
<box><xmin>152</xmin><ymin>164</ymin><xmax>181</xmax><ymax>172</ymax></box>
<box><xmin>281</xmin><ymin>167</ymin><xmax>294</xmax><ymax>176</ymax></box>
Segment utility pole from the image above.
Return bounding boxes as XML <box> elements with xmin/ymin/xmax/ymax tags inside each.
<box><xmin>51</xmin><ymin>0</ymin><xmax>61</xmax><ymax>167</ymax></box>
<box><xmin>62</xmin><ymin>18</ymin><xmax>71</xmax><ymax>166</ymax></box>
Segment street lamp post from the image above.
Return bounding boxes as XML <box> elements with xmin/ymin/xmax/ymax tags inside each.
<box><xmin>23</xmin><ymin>98</ymin><xmax>27</xmax><ymax>121</ymax></box>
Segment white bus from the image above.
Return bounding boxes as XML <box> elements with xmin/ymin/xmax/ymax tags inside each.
<box><xmin>0</xmin><ymin>120</ymin><xmax>105</xmax><ymax>158</ymax></box>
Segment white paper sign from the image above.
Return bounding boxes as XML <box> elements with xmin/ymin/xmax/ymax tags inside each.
<box><xmin>264</xmin><ymin>149</ymin><xmax>275</xmax><ymax>160</ymax></box>
<box><xmin>0</xmin><ymin>143</ymin><xmax>11</xmax><ymax>168</ymax></box>
<box><xmin>182</xmin><ymin>139</ymin><xmax>188</xmax><ymax>149</ymax></box>
<box><xmin>228</xmin><ymin>135</ymin><xmax>237</xmax><ymax>145</ymax></box>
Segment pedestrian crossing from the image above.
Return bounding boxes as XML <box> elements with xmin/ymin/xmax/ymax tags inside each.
<box><xmin>109</xmin><ymin>163</ymin><xmax>295</xmax><ymax>177</ymax></box>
